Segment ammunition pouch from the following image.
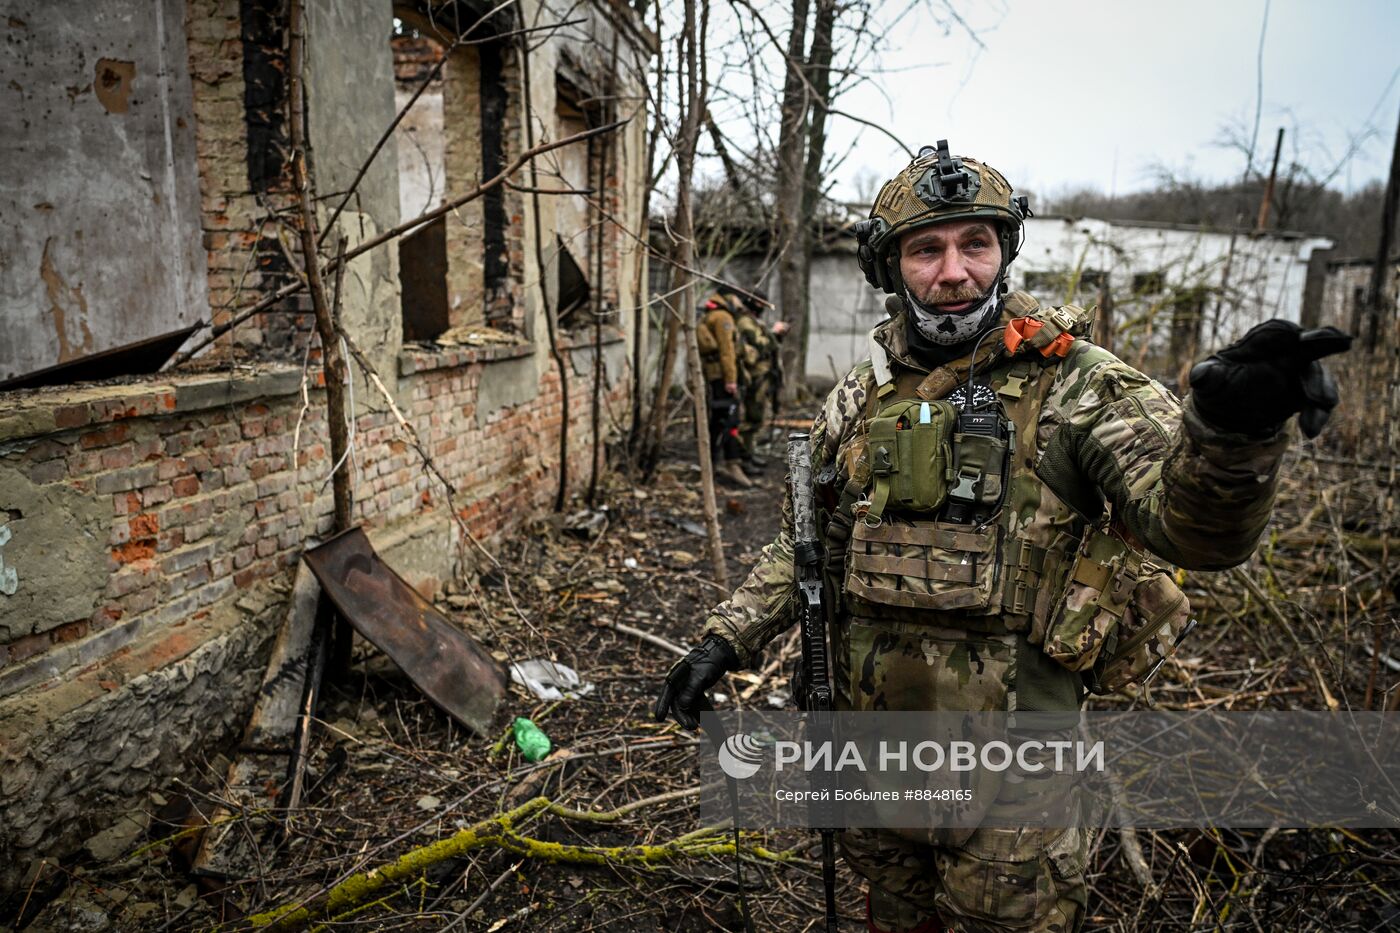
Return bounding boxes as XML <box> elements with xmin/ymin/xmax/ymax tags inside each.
<box><xmin>845</xmin><ymin>515</ymin><xmax>1000</xmax><ymax>615</ymax></box>
<box><xmin>1031</xmin><ymin>524</ymin><xmax>1193</xmax><ymax>694</ymax></box>
<box><xmin>864</xmin><ymin>399</ymin><xmax>957</xmax><ymax>523</ymax></box>
<box><xmin>1084</xmin><ymin>565</ymin><xmax>1192</xmax><ymax>695</ymax></box>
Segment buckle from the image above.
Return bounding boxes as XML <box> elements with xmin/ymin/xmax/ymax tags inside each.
<box><xmin>1010</xmin><ymin>583</ymin><xmax>1029</xmax><ymax>615</ymax></box>
<box><xmin>1014</xmin><ymin>542</ymin><xmax>1034</xmax><ymax>571</ymax></box>
<box><xmin>1046</xmin><ymin>307</ymin><xmax>1076</xmax><ymax>333</ymax></box>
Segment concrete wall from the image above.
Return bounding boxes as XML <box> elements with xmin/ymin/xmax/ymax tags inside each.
<box><xmin>307</xmin><ymin>0</ymin><xmax>404</xmax><ymax>385</ymax></box>
<box><xmin>0</xmin><ymin>0</ymin><xmax>210</xmax><ymax>382</ymax></box>
<box><xmin>1317</xmin><ymin>258</ymin><xmax>1399</xmax><ymax>339</ymax></box>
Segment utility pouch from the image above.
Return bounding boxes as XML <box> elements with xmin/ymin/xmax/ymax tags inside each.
<box><xmin>1034</xmin><ymin>525</ymin><xmax>1140</xmax><ymax>672</ymax></box>
<box><xmin>864</xmin><ymin>399</ymin><xmax>957</xmax><ymax>523</ymax></box>
<box><xmin>845</xmin><ymin>515</ymin><xmax>999</xmax><ymax>613</ymax></box>
<box><xmin>944</xmin><ymin>411</ymin><xmax>1012</xmax><ymax>525</ymax></box>
<box><xmin>1084</xmin><ymin>566</ymin><xmax>1193</xmax><ymax>695</ymax></box>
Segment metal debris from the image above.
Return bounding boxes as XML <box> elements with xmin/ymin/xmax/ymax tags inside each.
<box><xmin>303</xmin><ymin>527</ymin><xmax>506</xmax><ymax>735</ymax></box>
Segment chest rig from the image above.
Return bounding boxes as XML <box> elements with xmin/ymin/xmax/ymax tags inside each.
<box><xmin>830</xmin><ymin>299</ymin><xmax>1094</xmax><ymax>633</ymax></box>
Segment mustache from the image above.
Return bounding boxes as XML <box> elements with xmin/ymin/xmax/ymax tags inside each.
<box><xmin>914</xmin><ymin>285</ymin><xmax>986</xmax><ymax>307</ymax></box>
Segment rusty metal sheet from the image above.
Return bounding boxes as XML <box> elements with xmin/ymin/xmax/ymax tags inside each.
<box><xmin>0</xmin><ymin>325</ymin><xmax>198</xmax><ymax>390</ymax></box>
<box><xmin>303</xmin><ymin>527</ymin><xmax>505</xmax><ymax>735</ymax></box>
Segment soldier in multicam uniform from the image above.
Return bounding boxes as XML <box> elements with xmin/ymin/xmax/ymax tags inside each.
<box><xmin>656</xmin><ymin>141</ymin><xmax>1349</xmax><ymax>932</ymax></box>
<box><xmin>733</xmin><ymin>287</ymin><xmax>788</xmax><ymax>470</ymax></box>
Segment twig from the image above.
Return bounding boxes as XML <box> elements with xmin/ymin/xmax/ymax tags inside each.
<box><xmin>606</xmin><ymin>620</ymin><xmax>688</xmax><ymax>657</ymax></box>
<box><xmin>1229</xmin><ymin>567</ymin><xmax>1339</xmax><ymax>709</ymax></box>
<box><xmin>248</xmin><ymin>793</ymin><xmax>793</xmax><ymax>931</ymax></box>
<box><xmin>447</xmin><ymin>859</ymin><xmax>523</xmax><ymax>930</ymax></box>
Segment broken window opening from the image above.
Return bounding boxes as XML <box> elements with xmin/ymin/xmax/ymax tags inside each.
<box><xmin>552</xmin><ymin>71</ymin><xmax>616</xmax><ymax>333</ymax></box>
<box><xmin>395</xmin><ymin>4</ymin><xmax>522</xmax><ymax>340</ymax></box>
<box><xmin>556</xmin><ymin>236</ymin><xmax>592</xmax><ymax>323</ymax></box>
<box><xmin>1021</xmin><ymin>269</ymin><xmax>1106</xmax><ymax>303</ymax></box>
<box><xmin>400</xmin><ymin>216</ymin><xmax>451</xmax><ymax>342</ymax></box>
<box><xmin>392</xmin><ymin>25</ymin><xmax>451</xmax><ymax>343</ymax></box>
<box><xmin>1132</xmin><ymin>270</ymin><xmax>1166</xmax><ymax>295</ymax></box>
<box><xmin>480</xmin><ymin>41</ymin><xmax>512</xmax><ymax>328</ymax></box>
<box><xmin>1075</xmin><ymin>269</ymin><xmax>1109</xmax><ymax>294</ymax></box>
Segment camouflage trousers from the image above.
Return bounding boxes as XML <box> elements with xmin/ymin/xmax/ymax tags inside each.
<box><xmin>840</xmin><ymin>824</ymin><xmax>1088</xmax><ymax>933</ymax></box>
<box><xmin>739</xmin><ymin>373</ymin><xmax>777</xmax><ymax>454</ymax></box>
<box><xmin>831</xmin><ymin>620</ymin><xmax>1089</xmax><ymax>932</ymax></box>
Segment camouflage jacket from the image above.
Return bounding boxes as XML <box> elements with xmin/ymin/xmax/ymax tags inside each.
<box><xmin>735</xmin><ymin>312</ymin><xmax>780</xmax><ymax>384</ymax></box>
<box><xmin>702</xmin><ymin>292</ymin><xmax>1289</xmax><ymax>667</ymax></box>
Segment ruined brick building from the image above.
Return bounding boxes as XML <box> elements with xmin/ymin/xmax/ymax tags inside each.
<box><xmin>0</xmin><ymin>0</ymin><xmax>654</xmax><ymax>893</ymax></box>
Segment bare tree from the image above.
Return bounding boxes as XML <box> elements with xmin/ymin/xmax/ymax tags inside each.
<box><xmin>674</xmin><ymin>0</ymin><xmax>730</xmax><ymax>590</ymax></box>
<box><xmin>772</xmin><ymin>0</ymin><xmax>812</xmax><ymax>392</ymax></box>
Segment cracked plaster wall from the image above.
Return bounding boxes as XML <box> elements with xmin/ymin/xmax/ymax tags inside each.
<box><xmin>0</xmin><ymin>0</ymin><xmax>209</xmax><ymax>382</ymax></box>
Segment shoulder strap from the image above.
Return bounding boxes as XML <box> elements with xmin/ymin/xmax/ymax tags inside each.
<box><xmin>1004</xmin><ymin>303</ymin><xmax>1095</xmax><ymax>359</ymax></box>
<box><xmin>868</xmin><ymin>327</ymin><xmax>894</xmax><ymax>394</ymax></box>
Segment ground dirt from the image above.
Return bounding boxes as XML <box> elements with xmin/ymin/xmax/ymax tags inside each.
<box><xmin>12</xmin><ymin>419</ymin><xmax>1400</xmax><ymax>932</ymax></box>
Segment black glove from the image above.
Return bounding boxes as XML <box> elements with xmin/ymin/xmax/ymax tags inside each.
<box><xmin>653</xmin><ymin>634</ymin><xmax>739</xmax><ymax>730</ymax></box>
<box><xmin>1188</xmin><ymin>320</ymin><xmax>1352</xmax><ymax>439</ymax></box>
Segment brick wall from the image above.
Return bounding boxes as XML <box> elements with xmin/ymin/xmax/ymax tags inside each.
<box><xmin>0</xmin><ymin>337</ymin><xmax>629</xmax><ymax>888</ymax></box>
<box><xmin>187</xmin><ymin>0</ymin><xmax>311</xmax><ymax>361</ymax></box>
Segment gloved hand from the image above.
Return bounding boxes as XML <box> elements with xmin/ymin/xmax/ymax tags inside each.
<box><xmin>1189</xmin><ymin>320</ymin><xmax>1352</xmax><ymax>439</ymax></box>
<box><xmin>653</xmin><ymin>634</ymin><xmax>739</xmax><ymax>730</ymax></box>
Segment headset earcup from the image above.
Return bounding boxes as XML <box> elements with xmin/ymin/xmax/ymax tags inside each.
<box><xmin>879</xmin><ymin>255</ymin><xmax>897</xmax><ymax>295</ymax></box>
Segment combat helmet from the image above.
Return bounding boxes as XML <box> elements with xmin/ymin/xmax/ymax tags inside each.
<box><xmin>854</xmin><ymin>140</ymin><xmax>1032</xmax><ymax>295</ymax></box>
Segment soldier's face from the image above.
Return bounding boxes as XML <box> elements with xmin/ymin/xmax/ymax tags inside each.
<box><xmin>897</xmin><ymin>219</ymin><xmax>1002</xmax><ymax>312</ymax></box>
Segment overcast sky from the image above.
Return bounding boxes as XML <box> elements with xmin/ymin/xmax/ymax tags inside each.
<box><xmin>816</xmin><ymin>0</ymin><xmax>1400</xmax><ymax>204</ymax></box>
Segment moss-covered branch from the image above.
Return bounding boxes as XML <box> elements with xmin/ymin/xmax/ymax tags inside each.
<box><xmin>247</xmin><ymin>795</ymin><xmax>792</xmax><ymax>931</ymax></box>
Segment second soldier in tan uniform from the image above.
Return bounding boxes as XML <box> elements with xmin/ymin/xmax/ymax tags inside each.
<box><xmin>696</xmin><ymin>289</ymin><xmax>752</xmax><ymax>487</ymax></box>
<box><xmin>733</xmin><ymin>287</ymin><xmax>788</xmax><ymax>471</ymax></box>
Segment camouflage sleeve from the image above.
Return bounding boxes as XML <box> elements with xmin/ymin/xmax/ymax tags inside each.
<box><xmin>1040</xmin><ymin>343</ymin><xmax>1288</xmax><ymax>571</ymax></box>
<box><xmin>701</xmin><ymin>364</ymin><xmax>869</xmax><ymax>667</ymax></box>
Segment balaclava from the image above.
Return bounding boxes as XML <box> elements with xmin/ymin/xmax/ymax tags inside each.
<box><xmin>904</xmin><ymin>279</ymin><xmax>1002</xmax><ymax>346</ymax></box>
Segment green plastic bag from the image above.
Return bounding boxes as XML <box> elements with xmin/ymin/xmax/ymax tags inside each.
<box><xmin>512</xmin><ymin>717</ymin><xmax>552</xmax><ymax>762</ymax></box>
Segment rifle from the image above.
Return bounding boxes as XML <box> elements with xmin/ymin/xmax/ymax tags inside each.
<box><xmin>788</xmin><ymin>433</ymin><xmax>840</xmax><ymax>932</ymax></box>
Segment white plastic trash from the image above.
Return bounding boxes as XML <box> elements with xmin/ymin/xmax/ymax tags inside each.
<box><xmin>509</xmin><ymin>659</ymin><xmax>596</xmax><ymax>701</ymax></box>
